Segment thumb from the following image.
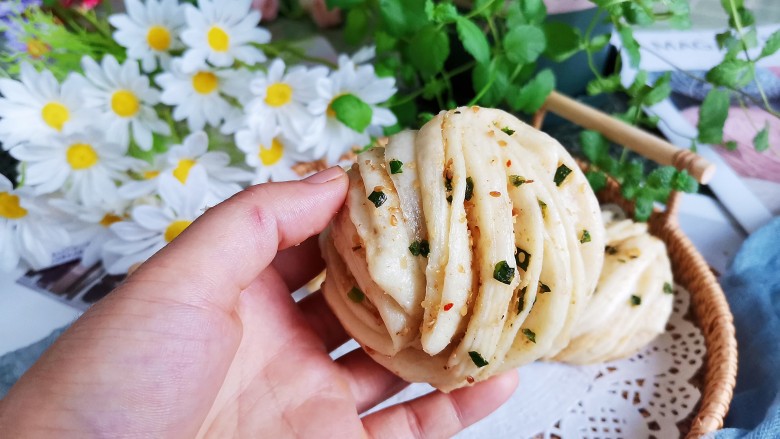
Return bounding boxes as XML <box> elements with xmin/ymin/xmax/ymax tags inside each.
<box><xmin>126</xmin><ymin>166</ymin><xmax>348</xmax><ymax>313</ymax></box>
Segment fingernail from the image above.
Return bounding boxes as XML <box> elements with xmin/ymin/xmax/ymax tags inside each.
<box><xmin>304</xmin><ymin>166</ymin><xmax>344</xmax><ymax>184</ymax></box>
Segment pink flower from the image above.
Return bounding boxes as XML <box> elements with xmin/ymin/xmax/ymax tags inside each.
<box><xmin>300</xmin><ymin>0</ymin><xmax>342</xmax><ymax>28</ymax></box>
<box><xmin>60</xmin><ymin>0</ymin><xmax>101</xmax><ymax>10</ymax></box>
<box><xmin>251</xmin><ymin>0</ymin><xmax>279</xmax><ymax>22</ymax></box>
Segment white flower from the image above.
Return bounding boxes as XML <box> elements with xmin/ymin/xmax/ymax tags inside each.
<box><xmin>310</xmin><ymin>53</ymin><xmax>397</xmax><ymax>164</ymax></box>
<box><xmin>103</xmin><ymin>169</ymin><xmax>209</xmax><ymax>274</ymax></box>
<box><xmin>156</xmin><ymin>59</ymin><xmax>250</xmax><ymax>133</ymax></box>
<box><xmin>10</xmin><ymin>129</ymin><xmax>144</xmax><ymax>206</ymax></box>
<box><xmin>109</xmin><ymin>0</ymin><xmax>187</xmax><ymax>73</ymax></box>
<box><xmin>235</xmin><ymin>123</ymin><xmax>303</xmax><ymax>184</ymax></box>
<box><xmin>245</xmin><ymin>58</ymin><xmax>329</xmax><ymax>150</ymax></box>
<box><xmin>0</xmin><ymin>175</ymin><xmax>70</xmax><ymax>271</ymax></box>
<box><xmin>179</xmin><ymin>0</ymin><xmax>270</xmax><ymax>72</ymax></box>
<box><xmin>81</xmin><ymin>55</ymin><xmax>170</xmax><ymax>151</ymax></box>
<box><xmin>0</xmin><ymin>63</ymin><xmax>92</xmax><ymax>150</ymax></box>
<box><xmin>118</xmin><ymin>153</ymin><xmax>168</xmax><ymax>200</ymax></box>
<box><xmin>50</xmin><ymin>197</ymin><xmax>130</xmax><ymax>268</ymax></box>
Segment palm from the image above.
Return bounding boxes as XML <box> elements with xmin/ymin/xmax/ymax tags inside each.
<box><xmin>0</xmin><ymin>174</ymin><xmax>517</xmax><ymax>438</ymax></box>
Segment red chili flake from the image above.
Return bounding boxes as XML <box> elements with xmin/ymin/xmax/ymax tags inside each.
<box><xmin>506</xmin><ymin>160</ymin><xmax>512</xmax><ymax>167</ymax></box>
<box><xmin>466</xmin><ymin>375</ymin><xmax>475</xmax><ymax>384</ymax></box>
<box><xmin>443</xmin><ymin>302</ymin><xmax>454</xmax><ymax>311</ymax></box>
<box><xmin>490</xmin><ymin>191</ymin><xmax>501</xmax><ymax>197</ymax></box>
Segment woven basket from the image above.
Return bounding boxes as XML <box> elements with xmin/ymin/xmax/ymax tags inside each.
<box><xmin>533</xmin><ymin>107</ymin><xmax>738</xmax><ymax>438</ymax></box>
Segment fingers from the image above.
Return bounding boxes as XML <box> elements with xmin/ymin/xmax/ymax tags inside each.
<box><xmin>126</xmin><ymin>167</ymin><xmax>348</xmax><ymax>314</ymax></box>
<box><xmin>272</xmin><ymin>235</ymin><xmax>324</xmax><ymax>292</ymax></box>
<box><xmin>336</xmin><ymin>349</ymin><xmax>408</xmax><ymax>414</ymax></box>
<box><xmin>298</xmin><ymin>290</ymin><xmax>350</xmax><ymax>351</ymax></box>
<box><xmin>362</xmin><ymin>370</ymin><xmax>519</xmax><ymax>439</ymax></box>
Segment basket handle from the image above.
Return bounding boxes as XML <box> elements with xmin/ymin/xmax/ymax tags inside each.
<box><xmin>540</xmin><ymin>91</ymin><xmax>716</xmax><ymax>185</ymax></box>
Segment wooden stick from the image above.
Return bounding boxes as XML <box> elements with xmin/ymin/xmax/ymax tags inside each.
<box><xmin>543</xmin><ymin>91</ymin><xmax>716</xmax><ymax>184</ymax></box>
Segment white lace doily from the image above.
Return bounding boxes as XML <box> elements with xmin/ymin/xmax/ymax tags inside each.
<box><xmin>353</xmin><ymin>285</ymin><xmax>705</xmax><ymax>438</ymax></box>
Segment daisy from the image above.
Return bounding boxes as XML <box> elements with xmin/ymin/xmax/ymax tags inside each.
<box><xmin>81</xmin><ymin>55</ymin><xmax>170</xmax><ymax>151</ymax></box>
<box><xmin>0</xmin><ymin>174</ymin><xmax>70</xmax><ymax>271</ymax></box>
<box><xmin>165</xmin><ymin>131</ymin><xmax>253</xmax><ymax>204</ymax></box>
<box><xmin>10</xmin><ymin>129</ymin><xmax>145</xmax><ymax>206</ymax></box>
<box><xmin>0</xmin><ymin>63</ymin><xmax>92</xmax><ymax>150</ymax></box>
<box><xmin>310</xmin><ymin>53</ymin><xmax>397</xmax><ymax>164</ymax></box>
<box><xmin>117</xmin><ymin>153</ymin><xmax>168</xmax><ymax>200</ymax></box>
<box><xmin>156</xmin><ymin>59</ymin><xmax>251</xmax><ymax>133</ymax></box>
<box><xmin>50</xmin><ymin>197</ymin><xmax>130</xmax><ymax>268</ymax></box>
<box><xmin>103</xmin><ymin>169</ymin><xmax>209</xmax><ymax>274</ymax></box>
<box><xmin>109</xmin><ymin>0</ymin><xmax>186</xmax><ymax>73</ymax></box>
<box><xmin>179</xmin><ymin>0</ymin><xmax>270</xmax><ymax>72</ymax></box>
<box><xmin>235</xmin><ymin>123</ymin><xmax>303</xmax><ymax>184</ymax></box>
<box><xmin>245</xmin><ymin>58</ymin><xmax>329</xmax><ymax>150</ymax></box>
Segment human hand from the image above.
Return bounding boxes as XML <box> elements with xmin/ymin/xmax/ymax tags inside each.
<box><xmin>0</xmin><ymin>167</ymin><xmax>518</xmax><ymax>438</ymax></box>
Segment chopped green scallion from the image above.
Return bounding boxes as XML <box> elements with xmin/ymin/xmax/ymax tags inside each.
<box><xmin>553</xmin><ymin>164</ymin><xmax>573</xmax><ymax>186</ymax></box>
<box><xmin>580</xmin><ymin>229</ymin><xmax>591</xmax><ymax>243</ymax></box>
<box><xmin>493</xmin><ymin>261</ymin><xmax>515</xmax><ymax>285</ymax></box>
<box><xmin>538</xmin><ymin>199</ymin><xmax>547</xmax><ymax>218</ymax></box>
<box><xmin>509</xmin><ymin>175</ymin><xmax>526</xmax><ymax>187</ymax></box>
<box><xmin>515</xmin><ymin>247</ymin><xmax>531</xmax><ymax>271</ymax></box>
<box><xmin>501</xmin><ymin>127</ymin><xmax>515</xmax><ymax>135</ymax></box>
<box><xmin>522</xmin><ymin>328</ymin><xmax>536</xmax><ymax>343</ymax></box>
<box><xmin>465</xmin><ymin>177</ymin><xmax>474</xmax><ymax>201</ymax></box>
<box><xmin>630</xmin><ymin>295</ymin><xmax>642</xmax><ymax>306</ymax></box>
<box><xmin>368</xmin><ymin>191</ymin><xmax>387</xmax><ymax>208</ymax></box>
<box><xmin>663</xmin><ymin>282</ymin><xmax>673</xmax><ymax>295</ymax></box>
<box><xmin>409</xmin><ymin>240</ymin><xmax>430</xmax><ymax>257</ymax></box>
<box><xmin>468</xmin><ymin>351</ymin><xmax>489</xmax><ymax>367</ymax></box>
<box><xmin>389</xmin><ymin>159</ymin><xmax>403</xmax><ymax>174</ymax></box>
<box><xmin>539</xmin><ymin>282</ymin><xmax>551</xmax><ymax>293</ymax></box>
<box><xmin>347</xmin><ymin>287</ymin><xmax>365</xmax><ymax>303</ymax></box>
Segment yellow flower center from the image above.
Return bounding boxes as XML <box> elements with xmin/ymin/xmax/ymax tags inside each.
<box><xmin>147</xmin><ymin>25</ymin><xmax>172</xmax><ymax>51</ymax></box>
<box><xmin>143</xmin><ymin>170</ymin><xmax>160</xmax><ymax>180</ymax></box>
<box><xmin>100</xmin><ymin>213</ymin><xmax>123</xmax><ymax>227</ymax></box>
<box><xmin>192</xmin><ymin>71</ymin><xmax>218</xmax><ymax>94</ymax></box>
<box><xmin>41</xmin><ymin>102</ymin><xmax>70</xmax><ymax>131</ymax></box>
<box><xmin>164</xmin><ymin>219</ymin><xmax>192</xmax><ymax>242</ymax></box>
<box><xmin>173</xmin><ymin>159</ymin><xmax>196</xmax><ymax>184</ymax></box>
<box><xmin>0</xmin><ymin>192</ymin><xmax>27</xmax><ymax>219</ymax></box>
<box><xmin>265</xmin><ymin>83</ymin><xmax>293</xmax><ymax>107</ymax></box>
<box><xmin>111</xmin><ymin>90</ymin><xmax>141</xmax><ymax>118</ymax></box>
<box><xmin>26</xmin><ymin>39</ymin><xmax>49</xmax><ymax>58</ymax></box>
<box><xmin>207</xmin><ymin>25</ymin><xmax>229</xmax><ymax>52</ymax></box>
<box><xmin>66</xmin><ymin>143</ymin><xmax>99</xmax><ymax>170</ymax></box>
<box><xmin>259</xmin><ymin>138</ymin><xmax>284</xmax><ymax>166</ymax></box>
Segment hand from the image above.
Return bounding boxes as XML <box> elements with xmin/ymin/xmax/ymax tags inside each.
<box><xmin>0</xmin><ymin>167</ymin><xmax>518</xmax><ymax>438</ymax></box>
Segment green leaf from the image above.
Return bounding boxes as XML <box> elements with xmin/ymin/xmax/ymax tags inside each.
<box><xmin>507</xmin><ymin>0</ymin><xmax>546</xmax><ymax>26</ymax></box>
<box><xmin>379</xmin><ymin>0</ymin><xmax>429</xmax><ymax>37</ymax></box>
<box><xmin>588</xmin><ymin>34</ymin><xmax>610</xmax><ymax>53</ymax></box>
<box><xmin>585</xmin><ymin>170</ymin><xmax>607</xmax><ymax>192</ymax></box>
<box><xmin>618</xmin><ymin>26</ymin><xmax>641</xmax><ymax>68</ymax></box>
<box><xmin>375</xmin><ymin>31</ymin><xmax>397</xmax><ymax>52</ymax></box>
<box><xmin>580</xmin><ymin>130</ymin><xmax>609</xmax><ymax>163</ymax></box>
<box><xmin>504</xmin><ymin>25</ymin><xmax>546</xmax><ymax>64</ymax></box>
<box><xmin>331</xmin><ymin>94</ymin><xmax>373</xmax><ymax>133</ymax></box>
<box><xmin>543</xmin><ymin>22</ymin><xmax>581</xmax><ymax>62</ymax></box>
<box><xmin>587</xmin><ymin>74</ymin><xmax>622</xmax><ymax>95</ymax></box>
<box><xmin>725</xmin><ymin>140</ymin><xmax>738</xmax><ymax>151</ymax></box>
<box><xmin>428</xmin><ymin>2</ymin><xmax>459</xmax><ymax>23</ymax></box>
<box><xmin>633</xmin><ymin>192</ymin><xmax>654</xmax><ymax>221</ymax></box>
<box><xmin>456</xmin><ymin>17</ymin><xmax>490</xmax><ymax>63</ymax></box>
<box><xmin>706</xmin><ymin>59</ymin><xmax>754</xmax><ymax>88</ymax></box>
<box><xmin>647</xmin><ymin>166</ymin><xmax>676</xmax><ymax>189</ymax></box>
<box><xmin>344</xmin><ymin>8</ymin><xmax>369</xmax><ymax>45</ymax></box>
<box><xmin>643</xmin><ymin>72</ymin><xmax>672</xmax><ymax>105</ymax></box>
<box><xmin>472</xmin><ymin>56</ymin><xmax>512</xmax><ymax>107</ymax></box>
<box><xmin>697</xmin><ymin>89</ymin><xmax>730</xmax><ymax>144</ymax></box>
<box><xmin>508</xmin><ymin>68</ymin><xmax>555</xmax><ymax>113</ymax></box>
<box><xmin>622</xmin><ymin>1</ymin><xmax>654</xmax><ymax>25</ymax></box>
<box><xmin>403</xmin><ymin>25</ymin><xmax>450</xmax><ymax>78</ymax></box>
<box><xmin>671</xmin><ymin>170</ymin><xmax>699</xmax><ymax>193</ymax></box>
<box><xmin>754</xmin><ymin>124</ymin><xmax>770</xmax><ymax>152</ymax></box>
<box><xmin>473</xmin><ymin>0</ymin><xmax>503</xmax><ymax>17</ymax></box>
<box><xmin>326</xmin><ymin>0</ymin><xmax>366</xmax><ymax>9</ymax></box>
<box><xmin>760</xmin><ymin>30</ymin><xmax>780</xmax><ymax>59</ymax></box>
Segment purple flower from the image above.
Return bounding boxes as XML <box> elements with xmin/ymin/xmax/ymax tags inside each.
<box><xmin>1</xmin><ymin>0</ymin><xmax>44</xmax><ymax>57</ymax></box>
<box><xmin>0</xmin><ymin>0</ymin><xmax>41</xmax><ymax>22</ymax></box>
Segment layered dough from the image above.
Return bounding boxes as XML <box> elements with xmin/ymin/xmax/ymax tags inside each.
<box><xmin>320</xmin><ymin>107</ymin><xmax>670</xmax><ymax>391</ymax></box>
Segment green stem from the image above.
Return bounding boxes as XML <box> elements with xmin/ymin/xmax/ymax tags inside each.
<box><xmin>584</xmin><ymin>10</ymin><xmax>606</xmax><ymax>80</ymax></box>
<box><xmin>258</xmin><ymin>43</ymin><xmax>338</xmax><ymax>69</ymax></box>
<box><xmin>487</xmin><ymin>16</ymin><xmax>501</xmax><ymax>45</ymax></box>
<box><xmin>468</xmin><ymin>74</ymin><xmax>496</xmax><ymax>106</ymax></box>
<box><xmin>466</xmin><ymin>0</ymin><xmax>498</xmax><ymax>19</ymax></box>
<box><xmin>162</xmin><ymin>108</ymin><xmax>181</xmax><ymax>144</ymax></box>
